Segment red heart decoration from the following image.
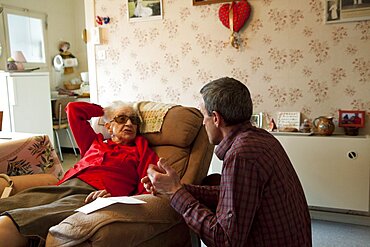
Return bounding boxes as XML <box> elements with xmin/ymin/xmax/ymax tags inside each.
<box><xmin>219</xmin><ymin>1</ymin><xmax>251</xmax><ymax>32</ymax></box>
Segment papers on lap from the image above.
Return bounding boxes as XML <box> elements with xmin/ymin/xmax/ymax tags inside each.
<box><xmin>76</xmin><ymin>196</ymin><xmax>146</xmax><ymax>214</ymax></box>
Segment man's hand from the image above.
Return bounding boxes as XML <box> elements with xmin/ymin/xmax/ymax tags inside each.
<box><xmin>144</xmin><ymin>158</ymin><xmax>182</xmax><ymax>196</ymax></box>
<box><xmin>85</xmin><ymin>189</ymin><xmax>111</xmax><ymax>203</ymax></box>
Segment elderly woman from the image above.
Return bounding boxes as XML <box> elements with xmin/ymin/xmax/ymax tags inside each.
<box><xmin>0</xmin><ymin>101</ymin><xmax>158</xmax><ymax>247</ymax></box>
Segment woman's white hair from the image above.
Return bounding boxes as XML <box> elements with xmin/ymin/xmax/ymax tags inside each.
<box><xmin>102</xmin><ymin>101</ymin><xmax>136</xmax><ymax>122</ymax></box>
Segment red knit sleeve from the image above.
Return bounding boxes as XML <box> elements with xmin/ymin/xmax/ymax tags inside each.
<box><xmin>66</xmin><ymin>102</ymin><xmax>104</xmax><ymax>158</ymax></box>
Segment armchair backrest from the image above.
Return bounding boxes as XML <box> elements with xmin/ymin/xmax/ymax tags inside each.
<box><xmin>142</xmin><ymin>105</ymin><xmax>214</xmax><ymax>185</ymax></box>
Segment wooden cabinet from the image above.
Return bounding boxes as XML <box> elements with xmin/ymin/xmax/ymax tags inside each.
<box><xmin>276</xmin><ymin>135</ymin><xmax>370</xmax><ymax>213</ymax></box>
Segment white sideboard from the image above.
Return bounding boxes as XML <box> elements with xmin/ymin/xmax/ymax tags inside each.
<box><xmin>276</xmin><ymin>134</ymin><xmax>370</xmax><ymax>213</ymax></box>
<box><xmin>209</xmin><ymin>134</ymin><xmax>370</xmax><ymax>214</ymax></box>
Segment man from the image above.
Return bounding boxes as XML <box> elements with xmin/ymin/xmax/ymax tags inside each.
<box><xmin>142</xmin><ymin>77</ymin><xmax>312</xmax><ymax>246</ymax></box>
<box><xmin>0</xmin><ymin>101</ymin><xmax>158</xmax><ymax>247</ymax></box>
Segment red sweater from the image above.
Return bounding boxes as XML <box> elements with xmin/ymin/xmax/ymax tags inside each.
<box><xmin>57</xmin><ymin>102</ymin><xmax>159</xmax><ymax>196</ymax></box>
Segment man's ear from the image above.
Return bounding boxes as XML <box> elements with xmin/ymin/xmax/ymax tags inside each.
<box><xmin>212</xmin><ymin>111</ymin><xmax>223</xmax><ymax>128</ymax></box>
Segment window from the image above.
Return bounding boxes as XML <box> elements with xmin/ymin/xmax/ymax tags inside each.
<box><xmin>2</xmin><ymin>6</ymin><xmax>47</xmax><ymax>67</ymax></box>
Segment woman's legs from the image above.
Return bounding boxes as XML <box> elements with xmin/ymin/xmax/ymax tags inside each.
<box><xmin>0</xmin><ymin>216</ymin><xmax>27</xmax><ymax>247</ymax></box>
<box><xmin>0</xmin><ymin>179</ymin><xmax>95</xmax><ymax>245</ymax></box>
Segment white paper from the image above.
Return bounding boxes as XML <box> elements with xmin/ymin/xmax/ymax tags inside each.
<box><xmin>75</xmin><ymin>196</ymin><xmax>146</xmax><ymax>214</ymax></box>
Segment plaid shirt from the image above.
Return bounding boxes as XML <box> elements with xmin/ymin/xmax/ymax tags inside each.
<box><xmin>171</xmin><ymin>123</ymin><xmax>312</xmax><ymax>247</ymax></box>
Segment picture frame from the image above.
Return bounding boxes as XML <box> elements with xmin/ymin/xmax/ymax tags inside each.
<box><xmin>251</xmin><ymin>114</ymin><xmax>261</xmax><ymax>128</ymax></box>
<box><xmin>193</xmin><ymin>0</ymin><xmax>233</xmax><ymax>6</ymax></box>
<box><xmin>276</xmin><ymin>112</ymin><xmax>301</xmax><ymax>130</ymax></box>
<box><xmin>338</xmin><ymin>110</ymin><xmax>365</xmax><ymax>128</ymax></box>
<box><xmin>127</xmin><ymin>0</ymin><xmax>163</xmax><ymax>22</ymax></box>
<box><xmin>325</xmin><ymin>0</ymin><xmax>370</xmax><ymax>24</ymax></box>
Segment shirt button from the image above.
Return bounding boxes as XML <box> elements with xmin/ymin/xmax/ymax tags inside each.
<box><xmin>228</xmin><ymin>213</ymin><xmax>233</xmax><ymax>218</ymax></box>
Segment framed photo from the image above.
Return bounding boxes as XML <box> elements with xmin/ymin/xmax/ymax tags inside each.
<box><xmin>127</xmin><ymin>0</ymin><xmax>163</xmax><ymax>22</ymax></box>
<box><xmin>276</xmin><ymin>112</ymin><xmax>301</xmax><ymax>130</ymax></box>
<box><xmin>338</xmin><ymin>110</ymin><xmax>365</xmax><ymax>128</ymax></box>
<box><xmin>325</xmin><ymin>0</ymin><xmax>370</xmax><ymax>24</ymax></box>
<box><xmin>251</xmin><ymin>114</ymin><xmax>261</xmax><ymax>128</ymax></box>
<box><xmin>193</xmin><ymin>0</ymin><xmax>233</xmax><ymax>6</ymax></box>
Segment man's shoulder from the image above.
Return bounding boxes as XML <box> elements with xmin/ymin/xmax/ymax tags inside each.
<box><xmin>235</xmin><ymin>128</ymin><xmax>275</xmax><ymax>145</ymax></box>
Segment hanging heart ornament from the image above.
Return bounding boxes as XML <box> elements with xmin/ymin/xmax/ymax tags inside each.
<box><xmin>218</xmin><ymin>1</ymin><xmax>251</xmax><ymax>32</ymax></box>
<box><xmin>219</xmin><ymin>1</ymin><xmax>251</xmax><ymax>49</ymax></box>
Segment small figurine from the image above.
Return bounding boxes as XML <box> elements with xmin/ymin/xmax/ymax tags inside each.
<box><xmin>300</xmin><ymin>119</ymin><xmax>312</xmax><ymax>133</ymax></box>
<box><xmin>6</xmin><ymin>57</ymin><xmax>17</xmax><ymax>71</ymax></box>
<box><xmin>59</xmin><ymin>41</ymin><xmax>76</xmax><ymax>74</ymax></box>
<box><xmin>268</xmin><ymin>118</ymin><xmax>277</xmax><ymax>132</ymax></box>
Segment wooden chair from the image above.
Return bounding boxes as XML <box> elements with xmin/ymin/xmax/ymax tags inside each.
<box><xmin>52</xmin><ymin>98</ymin><xmax>78</xmax><ymax>162</ymax></box>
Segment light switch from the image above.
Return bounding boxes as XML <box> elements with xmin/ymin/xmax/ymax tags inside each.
<box><xmin>92</xmin><ymin>27</ymin><xmax>102</xmax><ymax>44</ymax></box>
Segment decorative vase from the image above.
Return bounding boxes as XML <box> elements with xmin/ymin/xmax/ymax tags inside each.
<box><xmin>313</xmin><ymin>116</ymin><xmax>335</xmax><ymax>136</ymax></box>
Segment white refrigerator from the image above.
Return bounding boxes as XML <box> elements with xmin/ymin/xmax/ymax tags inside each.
<box><xmin>0</xmin><ymin>71</ymin><xmax>54</xmax><ymax>144</ymax></box>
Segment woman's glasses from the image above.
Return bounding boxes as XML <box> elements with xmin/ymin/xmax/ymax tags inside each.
<box><xmin>110</xmin><ymin>114</ymin><xmax>141</xmax><ymax>125</ymax></box>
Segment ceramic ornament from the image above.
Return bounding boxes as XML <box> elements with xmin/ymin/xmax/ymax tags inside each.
<box><xmin>218</xmin><ymin>0</ymin><xmax>251</xmax><ymax>49</ymax></box>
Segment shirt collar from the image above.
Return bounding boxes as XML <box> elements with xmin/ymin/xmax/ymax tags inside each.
<box><xmin>215</xmin><ymin>121</ymin><xmax>253</xmax><ymax>160</ymax></box>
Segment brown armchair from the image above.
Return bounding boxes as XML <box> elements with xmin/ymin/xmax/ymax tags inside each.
<box><xmin>46</xmin><ymin>102</ymin><xmax>214</xmax><ymax>247</ymax></box>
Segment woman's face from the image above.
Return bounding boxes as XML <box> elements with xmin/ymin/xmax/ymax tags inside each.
<box><xmin>105</xmin><ymin>106</ymin><xmax>139</xmax><ymax>145</ymax></box>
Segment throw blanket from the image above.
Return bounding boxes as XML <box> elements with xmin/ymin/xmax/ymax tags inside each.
<box><xmin>134</xmin><ymin>101</ymin><xmax>176</xmax><ymax>133</ymax></box>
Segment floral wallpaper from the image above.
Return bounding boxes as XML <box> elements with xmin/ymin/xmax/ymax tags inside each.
<box><xmin>93</xmin><ymin>0</ymin><xmax>370</xmax><ymax>134</ymax></box>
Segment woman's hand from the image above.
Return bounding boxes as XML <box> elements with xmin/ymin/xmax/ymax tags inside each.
<box><xmin>85</xmin><ymin>189</ymin><xmax>111</xmax><ymax>203</ymax></box>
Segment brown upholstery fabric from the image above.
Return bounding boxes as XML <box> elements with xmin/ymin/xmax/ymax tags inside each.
<box><xmin>46</xmin><ymin>194</ymin><xmax>186</xmax><ymax>247</ymax></box>
<box><xmin>142</xmin><ymin>106</ymin><xmax>203</xmax><ymax>148</ymax></box>
<box><xmin>45</xmin><ymin>103</ymin><xmax>214</xmax><ymax>247</ymax></box>
<box><xmin>0</xmin><ymin>174</ymin><xmax>58</xmax><ymax>196</ymax></box>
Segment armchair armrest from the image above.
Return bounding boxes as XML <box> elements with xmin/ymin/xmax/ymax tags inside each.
<box><xmin>46</xmin><ymin>194</ymin><xmax>190</xmax><ymax>247</ymax></box>
<box><xmin>0</xmin><ymin>134</ymin><xmax>63</xmax><ymax>179</ymax></box>
<box><xmin>0</xmin><ymin>173</ymin><xmax>58</xmax><ymax>197</ymax></box>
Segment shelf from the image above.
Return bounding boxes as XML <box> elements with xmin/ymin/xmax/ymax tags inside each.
<box><xmin>270</xmin><ymin>131</ymin><xmax>314</xmax><ymax>136</ymax></box>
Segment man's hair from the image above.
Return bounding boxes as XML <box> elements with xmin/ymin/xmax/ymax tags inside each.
<box><xmin>103</xmin><ymin>101</ymin><xmax>138</xmax><ymax>123</ymax></box>
<box><xmin>200</xmin><ymin>77</ymin><xmax>253</xmax><ymax>125</ymax></box>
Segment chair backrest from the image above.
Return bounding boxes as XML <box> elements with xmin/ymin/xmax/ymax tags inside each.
<box><xmin>0</xmin><ymin>111</ymin><xmax>3</xmax><ymax>131</ymax></box>
<box><xmin>53</xmin><ymin>97</ymin><xmax>76</xmax><ymax>127</ymax></box>
<box><xmin>141</xmin><ymin>104</ymin><xmax>214</xmax><ymax>185</ymax></box>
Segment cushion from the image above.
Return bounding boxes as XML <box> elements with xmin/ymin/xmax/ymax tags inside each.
<box><xmin>90</xmin><ymin>117</ymin><xmax>110</xmax><ymax>139</ymax></box>
<box><xmin>134</xmin><ymin>101</ymin><xmax>176</xmax><ymax>133</ymax></box>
